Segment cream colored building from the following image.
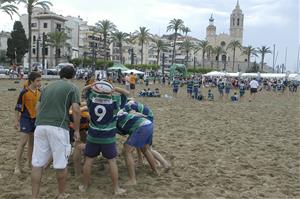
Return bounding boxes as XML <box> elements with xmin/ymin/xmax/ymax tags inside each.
<box><xmin>206</xmin><ymin>0</ymin><xmax>248</xmax><ymax>72</ymax></box>
<box><xmin>20</xmin><ymin>8</ymin><xmax>68</xmax><ymax>68</ymax></box>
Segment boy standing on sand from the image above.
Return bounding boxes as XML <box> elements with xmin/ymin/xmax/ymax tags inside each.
<box><xmin>14</xmin><ymin>72</ymin><xmax>41</xmax><ymax>174</ymax></box>
<box><xmin>79</xmin><ymin>81</ymin><xmax>127</xmax><ymax>195</ymax></box>
<box><xmin>172</xmin><ymin>76</ymin><xmax>180</xmax><ymax>97</ymax></box>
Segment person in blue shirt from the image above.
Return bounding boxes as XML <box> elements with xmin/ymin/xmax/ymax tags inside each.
<box><xmin>239</xmin><ymin>80</ymin><xmax>246</xmax><ymax>100</ymax></box>
<box><xmin>193</xmin><ymin>78</ymin><xmax>200</xmax><ymax>99</ymax></box>
<box><xmin>231</xmin><ymin>92</ymin><xmax>238</xmax><ymax>102</ymax></box>
<box><xmin>186</xmin><ymin>77</ymin><xmax>193</xmax><ymax>98</ymax></box>
<box><xmin>224</xmin><ymin>79</ymin><xmax>232</xmax><ymax>98</ymax></box>
<box><xmin>207</xmin><ymin>89</ymin><xmax>214</xmax><ymax>101</ymax></box>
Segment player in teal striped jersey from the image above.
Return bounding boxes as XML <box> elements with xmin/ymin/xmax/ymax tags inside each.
<box><xmin>124</xmin><ymin>100</ymin><xmax>153</xmax><ymax>122</ymax></box>
<box><xmin>117</xmin><ymin>109</ymin><xmax>158</xmax><ymax>185</ymax></box>
<box><xmin>172</xmin><ymin>76</ymin><xmax>181</xmax><ymax>97</ymax></box>
<box><xmin>186</xmin><ymin>77</ymin><xmax>193</xmax><ymax>98</ymax></box>
<box><xmin>80</xmin><ymin>81</ymin><xmax>128</xmax><ymax>195</ymax></box>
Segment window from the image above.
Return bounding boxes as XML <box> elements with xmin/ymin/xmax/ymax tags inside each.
<box><xmin>33</xmin><ymin>48</ymin><xmax>36</xmax><ymax>54</ymax></box>
<box><xmin>56</xmin><ymin>24</ymin><xmax>62</xmax><ymax>31</ymax></box>
<box><xmin>45</xmin><ymin>48</ymin><xmax>48</xmax><ymax>56</ymax></box>
<box><xmin>31</xmin><ymin>23</ymin><xmax>37</xmax><ymax>27</ymax></box>
<box><xmin>237</xmin><ymin>18</ymin><xmax>240</xmax><ymax>26</ymax></box>
<box><xmin>43</xmin><ymin>23</ymin><xmax>48</xmax><ymax>28</ymax></box>
<box><xmin>233</xmin><ymin>18</ymin><xmax>235</xmax><ymax>26</ymax></box>
<box><xmin>33</xmin><ymin>35</ymin><xmax>36</xmax><ymax>42</ymax></box>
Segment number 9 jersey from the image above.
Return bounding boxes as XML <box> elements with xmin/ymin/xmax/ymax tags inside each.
<box><xmin>86</xmin><ymin>90</ymin><xmax>120</xmax><ymax>145</ymax></box>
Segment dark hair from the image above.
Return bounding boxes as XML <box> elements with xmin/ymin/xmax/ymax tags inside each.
<box><xmin>59</xmin><ymin>66</ymin><xmax>75</xmax><ymax>79</ymax></box>
<box><xmin>28</xmin><ymin>71</ymin><xmax>41</xmax><ymax>84</ymax></box>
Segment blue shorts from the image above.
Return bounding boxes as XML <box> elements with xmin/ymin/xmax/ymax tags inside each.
<box><xmin>126</xmin><ymin>123</ymin><xmax>153</xmax><ymax>148</ymax></box>
<box><xmin>173</xmin><ymin>88</ymin><xmax>178</xmax><ymax>93</ymax></box>
<box><xmin>219</xmin><ymin>90</ymin><xmax>224</xmax><ymax>95</ymax></box>
<box><xmin>225</xmin><ymin>88</ymin><xmax>230</xmax><ymax>94</ymax></box>
<box><xmin>187</xmin><ymin>88</ymin><xmax>192</xmax><ymax>94</ymax></box>
<box><xmin>240</xmin><ymin>91</ymin><xmax>245</xmax><ymax>97</ymax></box>
<box><xmin>20</xmin><ymin>117</ymin><xmax>36</xmax><ymax>133</ymax></box>
<box><xmin>84</xmin><ymin>142</ymin><xmax>117</xmax><ymax>159</ymax></box>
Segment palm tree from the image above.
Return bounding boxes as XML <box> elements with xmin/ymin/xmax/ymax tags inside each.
<box><xmin>182</xmin><ymin>26</ymin><xmax>191</xmax><ymax>38</ymax></box>
<box><xmin>197</xmin><ymin>40</ymin><xmax>209</xmax><ymax>68</ymax></box>
<box><xmin>213</xmin><ymin>46</ymin><xmax>223</xmax><ymax>70</ymax></box>
<box><xmin>47</xmin><ymin>31</ymin><xmax>68</xmax><ymax>66</ymax></box>
<box><xmin>179</xmin><ymin>39</ymin><xmax>194</xmax><ymax>67</ymax></box>
<box><xmin>226</xmin><ymin>40</ymin><xmax>242</xmax><ymax>72</ymax></box>
<box><xmin>0</xmin><ymin>0</ymin><xmax>18</xmax><ymax>19</ymax></box>
<box><xmin>95</xmin><ymin>19</ymin><xmax>116</xmax><ymax>60</ymax></box>
<box><xmin>243</xmin><ymin>45</ymin><xmax>257</xmax><ymax>70</ymax></box>
<box><xmin>19</xmin><ymin>0</ymin><xmax>52</xmax><ymax>72</ymax></box>
<box><xmin>133</xmin><ymin>27</ymin><xmax>151</xmax><ymax>65</ymax></box>
<box><xmin>152</xmin><ymin>39</ymin><xmax>168</xmax><ymax>67</ymax></box>
<box><xmin>167</xmin><ymin>18</ymin><xmax>185</xmax><ymax>64</ymax></box>
<box><xmin>111</xmin><ymin>31</ymin><xmax>129</xmax><ymax>64</ymax></box>
<box><xmin>257</xmin><ymin>46</ymin><xmax>272</xmax><ymax>71</ymax></box>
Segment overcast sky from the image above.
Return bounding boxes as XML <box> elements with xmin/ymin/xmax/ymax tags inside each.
<box><xmin>0</xmin><ymin>0</ymin><xmax>299</xmax><ymax>71</ymax></box>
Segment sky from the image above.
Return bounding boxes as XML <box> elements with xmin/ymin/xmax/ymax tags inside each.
<box><xmin>0</xmin><ymin>0</ymin><xmax>299</xmax><ymax>72</ymax></box>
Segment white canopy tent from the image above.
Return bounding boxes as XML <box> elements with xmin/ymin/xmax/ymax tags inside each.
<box><xmin>288</xmin><ymin>73</ymin><xmax>300</xmax><ymax>81</ymax></box>
<box><xmin>260</xmin><ymin>73</ymin><xmax>286</xmax><ymax>79</ymax></box>
<box><xmin>241</xmin><ymin>73</ymin><xmax>259</xmax><ymax>78</ymax></box>
<box><xmin>225</xmin><ymin>72</ymin><xmax>240</xmax><ymax>77</ymax></box>
<box><xmin>122</xmin><ymin>69</ymin><xmax>145</xmax><ymax>75</ymax></box>
<box><xmin>204</xmin><ymin>71</ymin><xmax>226</xmax><ymax>77</ymax></box>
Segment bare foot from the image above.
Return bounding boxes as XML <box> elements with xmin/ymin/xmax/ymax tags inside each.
<box><xmin>114</xmin><ymin>187</ymin><xmax>126</xmax><ymax>195</ymax></box>
<box><xmin>56</xmin><ymin>193</ymin><xmax>70</xmax><ymax>199</ymax></box>
<box><xmin>78</xmin><ymin>185</ymin><xmax>87</xmax><ymax>193</ymax></box>
<box><xmin>125</xmin><ymin>180</ymin><xmax>137</xmax><ymax>186</ymax></box>
<box><xmin>14</xmin><ymin>167</ymin><xmax>21</xmax><ymax>175</ymax></box>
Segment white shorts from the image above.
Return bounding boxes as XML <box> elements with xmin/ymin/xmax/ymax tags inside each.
<box><xmin>32</xmin><ymin>125</ymin><xmax>71</xmax><ymax>169</ymax></box>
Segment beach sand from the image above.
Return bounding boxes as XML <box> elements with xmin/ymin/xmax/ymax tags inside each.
<box><xmin>0</xmin><ymin>79</ymin><xmax>299</xmax><ymax>199</ymax></box>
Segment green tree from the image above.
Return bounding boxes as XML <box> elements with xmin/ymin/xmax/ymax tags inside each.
<box><xmin>167</xmin><ymin>18</ymin><xmax>185</xmax><ymax>64</ymax></box>
<box><xmin>182</xmin><ymin>26</ymin><xmax>191</xmax><ymax>38</ymax></box>
<box><xmin>133</xmin><ymin>27</ymin><xmax>151</xmax><ymax>65</ymax></box>
<box><xmin>152</xmin><ymin>39</ymin><xmax>168</xmax><ymax>67</ymax></box>
<box><xmin>0</xmin><ymin>0</ymin><xmax>18</xmax><ymax>19</ymax></box>
<box><xmin>19</xmin><ymin>0</ymin><xmax>52</xmax><ymax>72</ymax></box>
<box><xmin>179</xmin><ymin>39</ymin><xmax>194</xmax><ymax>67</ymax></box>
<box><xmin>6</xmin><ymin>21</ymin><xmax>28</xmax><ymax>64</ymax></box>
<box><xmin>197</xmin><ymin>40</ymin><xmax>209</xmax><ymax>68</ymax></box>
<box><xmin>226</xmin><ymin>40</ymin><xmax>242</xmax><ymax>72</ymax></box>
<box><xmin>213</xmin><ymin>46</ymin><xmax>224</xmax><ymax>70</ymax></box>
<box><xmin>257</xmin><ymin>46</ymin><xmax>271</xmax><ymax>71</ymax></box>
<box><xmin>47</xmin><ymin>31</ymin><xmax>68</xmax><ymax>66</ymax></box>
<box><xmin>243</xmin><ymin>45</ymin><xmax>257</xmax><ymax>71</ymax></box>
<box><xmin>111</xmin><ymin>31</ymin><xmax>129</xmax><ymax>64</ymax></box>
<box><xmin>95</xmin><ymin>19</ymin><xmax>116</xmax><ymax>60</ymax></box>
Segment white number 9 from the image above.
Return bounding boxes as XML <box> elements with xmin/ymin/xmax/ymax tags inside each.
<box><xmin>94</xmin><ymin>105</ymin><xmax>106</xmax><ymax>122</ymax></box>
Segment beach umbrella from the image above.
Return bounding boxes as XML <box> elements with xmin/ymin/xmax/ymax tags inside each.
<box><xmin>204</xmin><ymin>71</ymin><xmax>226</xmax><ymax>77</ymax></box>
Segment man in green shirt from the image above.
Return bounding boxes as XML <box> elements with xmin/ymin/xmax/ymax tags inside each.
<box><xmin>31</xmin><ymin>66</ymin><xmax>81</xmax><ymax>199</ymax></box>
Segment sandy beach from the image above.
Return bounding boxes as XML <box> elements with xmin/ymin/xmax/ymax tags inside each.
<box><xmin>0</xmin><ymin>79</ymin><xmax>299</xmax><ymax>199</ymax></box>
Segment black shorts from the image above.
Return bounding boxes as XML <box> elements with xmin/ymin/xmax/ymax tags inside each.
<box><xmin>250</xmin><ymin>88</ymin><xmax>257</xmax><ymax>93</ymax></box>
<box><xmin>130</xmin><ymin>84</ymin><xmax>135</xmax><ymax>90</ymax></box>
<box><xmin>20</xmin><ymin>117</ymin><xmax>36</xmax><ymax>133</ymax></box>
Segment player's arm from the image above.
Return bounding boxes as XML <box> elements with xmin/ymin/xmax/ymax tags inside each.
<box><xmin>14</xmin><ymin>91</ymin><xmax>24</xmax><ymax>130</ymax></box>
<box><xmin>114</xmin><ymin>87</ymin><xmax>130</xmax><ymax>96</ymax></box>
<box><xmin>72</xmin><ymin>103</ymin><xmax>81</xmax><ymax>140</ymax></box>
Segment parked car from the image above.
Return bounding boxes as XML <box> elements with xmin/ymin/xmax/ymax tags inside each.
<box><xmin>46</xmin><ymin>68</ymin><xmax>58</xmax><ymax>75</ymax></box>
<box><xmin>56</xmin><ymin>63</ymin><xmax>74</xmax><ymax>72</ymax></box>
<box><xmin>0</xmin><ymin>66</ymin><xmax>9</xmax><ymax>75</ymax></box>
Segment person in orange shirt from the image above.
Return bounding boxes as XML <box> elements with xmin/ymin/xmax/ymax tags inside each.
<box><xmin>129</xmin><ymin>72</ymin><xmax>137</xmax><ymax>97</ymax></box>
<box><xmin>14</xmin><ymin>72</ymin><xmax>42</xmax><ymax>174</ymax></box>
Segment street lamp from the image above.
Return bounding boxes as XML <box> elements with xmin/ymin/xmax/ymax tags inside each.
<box><xmin>36</xmin><ymin>35</ymin><xmax>41</xmax><ymax>63</ymax></box>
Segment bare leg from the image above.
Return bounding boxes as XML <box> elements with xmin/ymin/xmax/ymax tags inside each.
<box><xmin>141</xmin><ymin>145</ymin><xmax>158</xmax><ymax>175</ymax></box>
<box><xmin>56</xmin><ymin>168</ymin><xmax>68</xmax><ymax>198</ymax></box>
<box><xmin>27</xmin><ymin>133</ymin><xmax>34</xmax><ymax>168</ymax></box>
<box><xmin>31</xmin><ymin>166</ymin><xmax>43</xmax><ymax>199</ymax></box>
<box><xmin>150</xmin><ymin>148</ymin><xmax>171</xmax><ymax>170</ymax></box>
<box><xmin>136</xmin><ymin>148</ymin><xmax>144</xmax><ymax>166</ymax></box>
<box><xmin>15</xmin><ymin>133</ymin><xmax>29</xmax><ymax>174</ymax></box>
<box><xmin>73</xmin><ymin>143</ymin><xmax>85</xmax><ymax>176</ymax></box>
<box><xmin>107</xmin><ymin>158</ymin><xmax>126</xmax><ymax>195</ymax></box>
<box><xmin>124</xmin><ymin>144</ymin><xmax>136</xmax><ymax>185</ymax></box>
<box><xmin>79</xmin><ymin>157</ymin><xmax>94</xmax><ymax>192</ymax></box>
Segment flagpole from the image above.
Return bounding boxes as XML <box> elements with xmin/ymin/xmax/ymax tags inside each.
<box><xmin>297</xmin><ymin>45</ymin><xmax>300</xmax><ymax>73</ymax></box>
<box><xmin>272</xmin><ymin>44</ymin><xmax>276</xmax><ymax>72</ymax></box>
<box><xmin>284</xmin><ymin>47</ymin><xmax>288</xmax><ymax>73</ymax></box>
